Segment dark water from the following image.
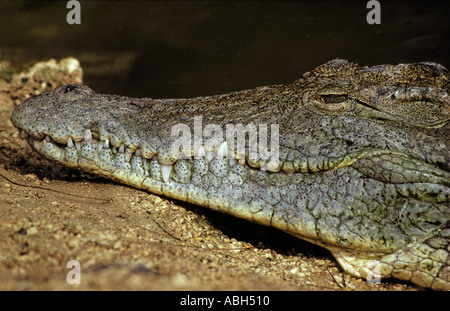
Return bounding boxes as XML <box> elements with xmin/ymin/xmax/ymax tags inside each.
<box><xmin>1</xmin><ymin>0</ymin><xmax>449</xmax><ymax>98</ymax></box>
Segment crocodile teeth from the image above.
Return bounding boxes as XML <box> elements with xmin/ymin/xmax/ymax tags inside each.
<box><xmin>118</xmin><ymin>144</ymin><xmax>125</xmax><ymax>154</ymax></box>
<box><xmin>142</xmin><ymin>158</ymin><xmax>149</xmax><ymax>172</ymax></box>
<box><xmin>45</xmin><ymin>135</ymin><xmax>51</xmax><ymax>143</ymax></box>
<box><xmin>75</xmin><ymin>141</ymin><xmax>81</xmax><ymax>152</ymax></box>
<box><xmin>206</xmin><ymin>151</ymin><xmax>215</xmax><ymax>161</ymax></box>
<box><xmin>103</xmin><ymin>139</ymin><xmax>110</xmax><ymax>149</ymax></box>
<box><xmin>195</xmin><ymin>145</ymin><xmax>206</xmax><ymax>158</ymax></box>
<box><xmin>124</xmin><ymin>150</ymin><xmax>132</xmax><ymax>162</ymax></box>
<box><xmin>135</xmin><ymin>148</ymin><xmax>141</xmax><ymax>157</ymax></box>
<box><xmin>160</xmin><ymin>164</ymin><xmax>172</xmax><ymax>182</ymax></box>
<box><xmin>83</xmin><ymin>129</ymin><xmax>92</xmax><ymax>142</ymax></box>
<box><xmin>67</xmin><ymin>137</ymin><xmax>74</xmax><ymax>149</ymax></box>
<box><xmin>97</xmin><ymin>140</ymin><xmax>103</xmax><ymax>154</ymax></box>
<box><xmin>216</xmin><ymin>141</ymin><xmax>227</xmax><ymax>159</ymax></box>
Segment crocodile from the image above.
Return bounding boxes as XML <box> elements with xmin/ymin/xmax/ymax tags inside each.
<box><xmin>11</xmin><ymin>59</ymin><xmax>450</xmax><ymax>290</ymax></box>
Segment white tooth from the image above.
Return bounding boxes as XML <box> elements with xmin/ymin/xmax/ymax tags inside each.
<box><xmin>160</xmin><ymin>165</ymin><xmax>172</xmax><ymax>183</ymax></box>
<box><xmin>83</xmin><ymin>129</ymin><xmax>92</xmax><ymax>142</ymax></box>
<box><xmin>75</xmin><ymin>141</ymin><xmax>81</xmax><ymax>152</ymax></box>
<box><xmin>216</xmin><ymin>141</ymin><xmax>227</xmax><ymax>159</ymax></box>
<box><xmin>97</xmin><ymin>140</ymin><xmax>103</xmax><ymax>154</ymax></box>
<box><xmin>67</xmin><ymin>137</ymin><xmax>74</xmax><ymax>149</ymax></box>
<box><xmin>195</xmin><ymin>145</ymin><xmax>206</xmax><ymax>159</ymax></box>
<box><xmin>124</xmin><ymin>150</ymin><xmax>132</xmax><ymax>162</ymax></box>
<box><xmin>181</xmin><ymin>149</ymin><xmax>192</xmax><ymax>159</ymax></box>
<box><xmin>45</xmin><ymin>135</ymin><xmax>51</xmax><ymax>143</ymax></box>
<box><xmin>206</xmin><ymin>151</ymin><xmax>215</xmax><ymax>161</ymax></box>
<box><xmin>33</xmin><ymin>139</ymin><xmax>39</xmax><ymax>150</ymax></box>
<box><xmin>103</xmin><ymin>139</ymin><xmax>110</xmax><ymax>149</ymax></box>
<box><xmin>143</xmin><ymin>158</ymin><xmax>149</xmax><ymax>173</ymax></box>
<box><xmin>112</xmin><ymin>146</ymin><xmax>117</xmax><ymax>154</ymax></box>
<box><xmin>135</xmin><ymin>148</ymin><xmax>141</xmax><ymax>157</ymax></box>
<box><xmin>118</xmin><ymin>144</ymin><xmax>125</xmax><ymax>154</ymax></box>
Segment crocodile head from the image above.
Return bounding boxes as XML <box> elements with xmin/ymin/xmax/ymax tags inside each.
<box><xmin>11</xmin><ymin>59</ymin><xmax>450</xmax><ymax>289</ymax></box>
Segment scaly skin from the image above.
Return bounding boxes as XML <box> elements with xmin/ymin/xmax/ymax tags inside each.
<box><xmin>11</xmin><ymin>59</ymin><xmax>450</xmax><ymax>289</ymax></box>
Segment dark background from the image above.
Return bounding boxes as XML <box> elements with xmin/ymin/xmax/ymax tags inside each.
<box><xmin>1</xmin><ymin>0</ymin><xmax>449</xmax><ymax>98</ymax></box>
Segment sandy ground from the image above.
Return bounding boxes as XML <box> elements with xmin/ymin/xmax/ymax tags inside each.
<box><xmin>0</xmin><ymin>59</ymin><xmax>416</xmax><ymax>291</ymax></box>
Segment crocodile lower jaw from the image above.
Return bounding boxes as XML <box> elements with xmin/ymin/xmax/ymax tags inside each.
<box><xmin>25</xmin><ymin>129</ymin><xmax>449</xmax><ymax>200</ymax></box>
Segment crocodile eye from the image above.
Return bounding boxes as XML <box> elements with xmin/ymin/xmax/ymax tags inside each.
<box><xmin>321</xmin><ymin>94</ymin><xmax>348</xmax><ymax>104</ymax></box>
<box><xmin>314</xmin><ymin>93</ymin><xmax>352</xmax><ymax>113</ymax></box>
